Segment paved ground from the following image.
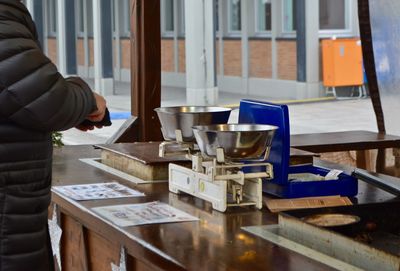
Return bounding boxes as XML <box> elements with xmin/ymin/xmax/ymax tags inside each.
<box><xmin>61</xmin><ymin>79</ymin><xmax>378</xmax><ymax>145</ymax></box>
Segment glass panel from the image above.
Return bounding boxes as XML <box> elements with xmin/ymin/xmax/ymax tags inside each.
<box><xmin>164</xmin><ymin>0</ymin><xmax>174</xmax><ymax>32</ymax></box>
<box><xmin>181</xmin><ymin>0</ymin><xmax>185</xmax><ymax>34</ymax></box>
<box><xmin>215</xmin><ymin>0</ymin><xmax>219</xmax><ymax>32</ymax></box>
<box><xmin>125</xmin><ymin>0</ymin><xmax>130</xmax><ymax>33</ymax></box>
<box><xmin>283</xmin><ymin>0</ymin><xmax>296</xmax><ymax>32</ymax></box>
<box><xmin>229</xmin><ymin>0</ymin><xmax>241</xmax><ymax>31</ymax></box>
<box><xmin>111</xmin><ymin>0</ymin><xmax>115</xmax><ymax>33</ymax></box>
<box><xmin>78</xmin><ymin>0</ymin><xmax>85</xmax><ymax>33</ymax></box>
<box><xmin>257</xmin><ymin>0</ymin><xmax>271</xmax><ymax>31</ymax></box>
<box><xmin>87</xmin><ymin>0</ymin><xmax>93</xmax><ymax>37</ymax></box>
<box><xmin>370</xmin><ymin>0</ymin><xmax>400</xmax><ymax>135</ymax></box>
<box><xmin>47</xmin><ymin>0</ymin><xmax>58</xmax><ymax>36</ymax></box>
<box><xmin>319</xmin><ymin>0</ymin><xmax>345</xmax><ymax>30</ymax></box>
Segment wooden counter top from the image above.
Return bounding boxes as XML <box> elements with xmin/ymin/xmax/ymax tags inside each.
<box><xmin>291</xmin><ymin>130</ymin><xmax>400</xmax><ymax>153</ymax></box>
<box><xmin>52</xmin><ymin>145</ymin><xmax>397</xmax><ymax>271</ymax></box>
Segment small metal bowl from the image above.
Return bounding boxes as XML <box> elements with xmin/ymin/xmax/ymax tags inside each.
<box><xmin>155</xmin><ymin>106</ymin><xmax>231</xmax><ymax>142</ymax></box>
<box><xmin>192</xmin><ymin>124</ymin><xmax>278</xmax><ymax>161</ymax></box>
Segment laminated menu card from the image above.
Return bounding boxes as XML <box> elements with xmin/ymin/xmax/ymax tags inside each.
<box><xmin>53</xmin><ymin>182</ymin><xmax>145</xmax><ymax>201</ymax></box>
<box><xmin>92</xmin><ymin>201</ymin><xmax>199</xmax><ymax>227</ymax></box>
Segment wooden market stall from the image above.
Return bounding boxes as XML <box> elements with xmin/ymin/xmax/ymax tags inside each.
<box><xmin>50</xmin><ymin>0</ymin><xmax>400</xmax><ymax>270</ymax></box>
<box><xmin>52</xmin><ymin>145</ymin><xmax>398</xmax><ymax>270</ymax></box>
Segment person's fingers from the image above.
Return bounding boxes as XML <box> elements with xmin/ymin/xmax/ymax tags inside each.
<box><xmin>75</xmin><ymin>124</ymin><xmax>95</xmax><ymax>131</ymax></box>
<box><xmin>89</xmin><ymin>92</ymin><xmax>107</xmax><ymax>121</ymax></box>
<box><xmin>75</xmin><ymin>127</ymin><xmax>87</xmax><ymax>131</ymax></box>
<box><xmin>87</xmin><ymin>113</ymin><xmax>104</xmax><ymax>122</ymax></box>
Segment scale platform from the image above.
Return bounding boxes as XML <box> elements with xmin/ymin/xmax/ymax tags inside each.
<box><xmin>239</xmin><ymin>99</ymin><xmax>358</xmax><ymax>198</ymax></box>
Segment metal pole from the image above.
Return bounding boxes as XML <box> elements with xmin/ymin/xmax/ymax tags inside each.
<box><xmin>83</xmin><ymin>0</ymin><xmax>90</xmax><ymax>78</ymax></box>
<box><xmin>93</xmin><ymin>0</ymin><xmax>114</xmax><ymax>95</ymax></box>
<box><xmin>114</xmin><ymin>0</ymin><xmax>121</xmax><ymax>82</ymax></box>
<box><xmin>56</xmin><ymin>0</ymin><xmax>77</xmax><ymax>76</ymax></box>
<box><xmin>185</xmin><ymin>0</ymin><xmax>218</xmax><ymax>105</ymax></box>
<box><xmin>241</xmin><ymin>0</ymin><xmax>249</xmax><ymax>94</ymax></box>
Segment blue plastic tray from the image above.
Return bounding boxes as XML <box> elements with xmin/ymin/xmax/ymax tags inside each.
<box><xmin>265</xmin><ymin>164</ymin><xmax>358</xmax><ymax>198</ymax></box>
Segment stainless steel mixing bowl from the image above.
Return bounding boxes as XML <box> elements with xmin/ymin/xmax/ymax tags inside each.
<box><xmin>192</xmin><ymin>124</ymin><xmax>278</xmax><ymax>160</ymax></box>
<box><xmin>154</xmin><ymin>106</ymin><xmax>232</xmax><ymax>142</ymax></box>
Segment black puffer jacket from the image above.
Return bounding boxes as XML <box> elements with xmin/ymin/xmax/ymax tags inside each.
<box><xmin>0</xmin><ymin>1</ymin><xmax>96</xmax><ymax>270</ymax></box>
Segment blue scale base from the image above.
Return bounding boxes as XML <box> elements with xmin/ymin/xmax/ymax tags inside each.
<box><xmin>239</xmin><ymin>99</ymin><xmax>358</xmax><ymax>198</ymax></box>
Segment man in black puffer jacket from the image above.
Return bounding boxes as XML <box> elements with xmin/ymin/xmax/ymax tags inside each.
<box><xmin>0</xmin><ymin>1</ymin><xmax>108</xmax><ymax>270</ymax></box>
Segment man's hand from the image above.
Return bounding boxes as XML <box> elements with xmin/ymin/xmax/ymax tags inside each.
<box><xmin>75</xmin><ymin>93</ymin><xmax>108</xmax><ymax>131</ymax></box>
<box><xmin>87</xmin><ymin>92</ymin><xmax>107</xmax><ymax>122</ymax></box>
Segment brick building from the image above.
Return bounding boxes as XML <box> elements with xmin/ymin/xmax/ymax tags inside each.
<box><xmin>23</xmin><ymin>0</ymin><xmax>360</xmax><ymax>101</ymax></box>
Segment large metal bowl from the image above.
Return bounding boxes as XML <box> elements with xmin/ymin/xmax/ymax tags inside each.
<box><xmin>192</xmin><ymin>124</ymin><xmax>278</xmax><ymax>160</ymax></box>
<box><xmin>155</xmin><ymin>106</ymin><xmax>231</xmax><ymax>142</ymax></box>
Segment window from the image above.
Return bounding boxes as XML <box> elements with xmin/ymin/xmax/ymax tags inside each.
<box><xmin>47</xmin><ymin>0</ymin><xmax>57</xmax><ymax>37</ymax></box>
<box><xmin>283</xmin><ymin>0</ymin><xmax>296</xmax><ymax>32</ymax></box>
<box><xmin>228</xmin><ymin>0</ymin><xmax>241</xmax><ymax>32</ymax></box>
<box><xmin>180</xmin><ymin>0</ymin><xmax>185</xmax><ymax>35</ymax></box>
<box><xmin>109</xmin><ymin>0</ymin><xmax>129</xmax><ymax>38</ymax></box>
<box><xmin>215</xmin><ymin>0</ymin><xmax>219</xmax><ymax>33</ymax></box>
<box><xmin>76</xmin><ymin>0</ymin><xmax>85</xmax><ymax>37</ymax></box>
<box><xmin>86</xmin><ymin>0</ymin><xmax>94</xmax><ymax>37</ymax></box>
<box><xmin>161</xmin><ymin>0</ymin><xmax>174</xmax><ymax>36</ymax></box>
<box><xmin>283</xmin><ymin>0</ymin><xmax>351</xmax><ymax>34</ymax></box>
<box><xmin>124</xmin><ymin>0</ymin><xmax>131</xmax><ymax>36</ymax></box>
<box><xmin>256</xmin><ymin>0</ymin><xmax>272</xmax><ymax>32</ymax></box>
<box><xmin>319</xmin><ymin>0</ymin><xmax>348</xmax><ymax>30</ymax></box>
<box><xmin>165</xmin><ymin>0</ymin><xmax>174</xmax><ymax>32</ymax></box>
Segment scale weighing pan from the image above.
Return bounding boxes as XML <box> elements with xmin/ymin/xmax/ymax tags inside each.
<box><xmin>155</xmin><ymin>106</ymin><xmax>231</xmax><ymax>142</ymax></box>
<box><xmin>192</xmin><ymin>124</ymin><xmax>277</xmax><ymax>161</ymax></box>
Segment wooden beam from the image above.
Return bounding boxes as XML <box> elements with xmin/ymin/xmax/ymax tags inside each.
<box><xmin>130</xmin><ymin>0</ymin><xmax>163</xmax><ymax>142</ymax></box>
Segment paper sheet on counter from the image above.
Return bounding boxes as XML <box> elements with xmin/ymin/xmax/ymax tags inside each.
<box><xmin>265</xmin><ymin>195</ymin><xmax>353</xmax><ymax>213</ymax></box>
<box><xmin>53</xmin><ymin>182</ymin><xmax>145</xmax><ymax>201</ymax></box>
<box><xmin>92</xmin><ymin>201</ymin><xmax>199</xmax><ymax>227</ymax></box>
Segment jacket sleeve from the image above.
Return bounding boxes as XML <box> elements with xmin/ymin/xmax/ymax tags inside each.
<box><xmin>0</xmin><ymin>46</ymin><xmax>97</xmax><ymax>132</ymax></box>
<box><xmin>0</xmin><ymin>7</ymin><xmax>97</xmax><ymax>132</ymax></box>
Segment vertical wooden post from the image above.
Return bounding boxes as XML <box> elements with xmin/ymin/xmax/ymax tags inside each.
<box><xmin>358</xmin><ymin>0</ymin><xmax>387</xmax><ymax>172</ymax></box>
<box><xmin>358</xmin><ymin>0</ymin><xmax>385</xmax><ymax>133</ymax></box>
<box><xmin>130</xmin><ymin>0</ymin><xmax>163</xmax><ymax>142</ymax></box>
